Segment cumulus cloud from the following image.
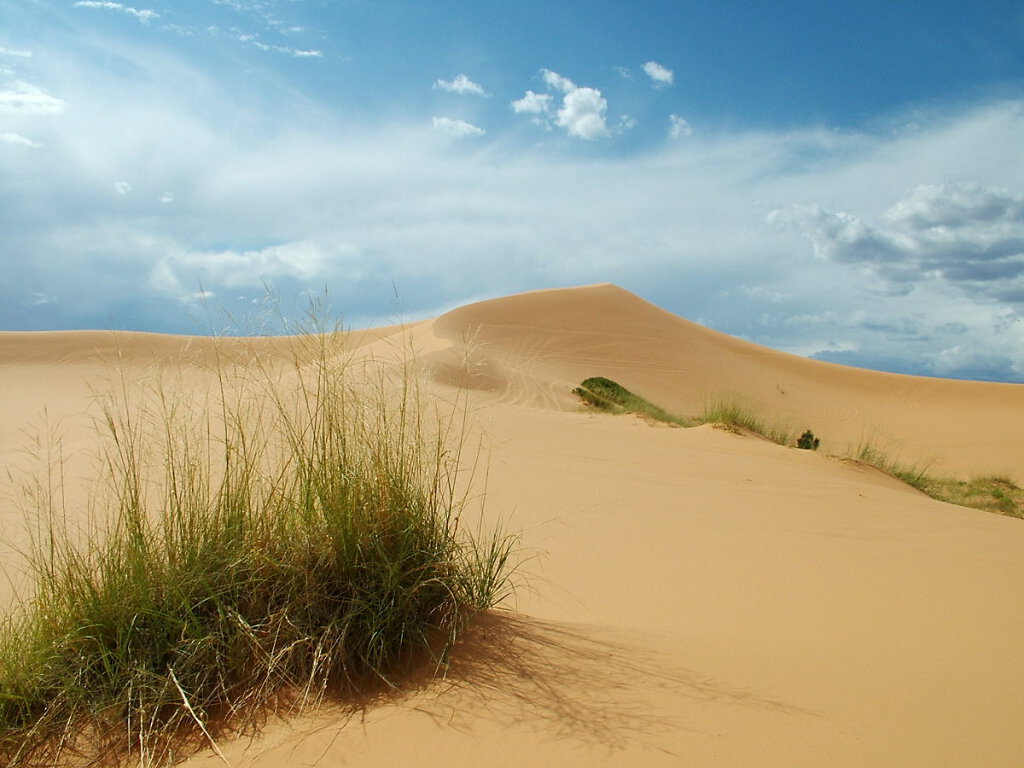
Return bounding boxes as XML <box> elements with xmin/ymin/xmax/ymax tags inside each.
<box><xmin>769</xmin><ymin>180</ymin><xmax>1024</xmax><ymax>305</ymax></box>
<box><xmin>73</xmin><ymin>1</ymin><xmax>159</xmax><ymax>23</ymax></box>
<box><xmin>669</xmin><ymin>114</ymin><xmax>693</xmax><ymax>138</ymax></box>
<box><xmin>0</xmin><ymin>132</ymin><xmax>41</xmax><ymax>148</ymax></box>
<box><xmin>511</xmin><ymin>90</ymin><xmax>552</xmax><ymax>114</ymax></box>
<box><xmin>0</xmin><ymin>80</ymin><xmax>65</xmax><ymax>114</ymax></box>
<box><xmin>432</xmin><ymin>116</ymin><xmax>486</xmax><ymax>137</ymax></box>
<box><xmin>643</xmin><ymin>60</ymin><xmax>674</xmax><ymax>86</ymax></box>
<box><xmin>434</xmin><ymin>74</ymin><xmax>487</xmax><ymax>96</ymax></box>
<box><xmin>517</xmin><ymin>70</ymin><xmax>609</xmax><ymax>140</ymax></box>
<box><xmin>556</xmin><ymin>86</ymin><xmax>609</xmax><ymax>140</ymax></box>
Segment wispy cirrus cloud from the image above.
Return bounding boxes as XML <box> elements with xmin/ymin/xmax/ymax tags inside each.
<box><xmin>669</xmin><ymin>114</ymin><xmax>693</xmax><ymax>138</ymax></box>
<box><xmin>432</xmin><ymin>116</ymin><xmax>486</xmax><ymax>137</ymax></box>
<box><xmin>0</xmin><ymin>132</ymin><xmax>42</xmax><ymax>148</ymax></box>
<box><xmin>0</xmin><ymin>80</ymin><xmax>65</xmax><ymax>115</ymax></box>
<box><xmin>434</xmin><ymin>74</ymin><xmax>487</xmax><ymax>96</ymax></box>
<box><xmin>73</xmin><ymin>1</ymin><xmax>159</xmax><ymax>24</ymax></box>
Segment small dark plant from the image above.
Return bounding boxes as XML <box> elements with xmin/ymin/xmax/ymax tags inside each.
<box><xmin>796</xmin><ymin>429</ymin><xmax>820</xmax><ymax>450</ymax></box>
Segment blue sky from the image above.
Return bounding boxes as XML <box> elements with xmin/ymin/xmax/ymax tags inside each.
<box><xmin>2</xmin><ymin>0</ymin><xmax>1024</xmax><ymax>381</ymax></box>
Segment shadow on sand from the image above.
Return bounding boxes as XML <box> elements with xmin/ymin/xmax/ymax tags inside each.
<box><xmin>420</xmin><ymin>610</ymin><xmax>807</xmax><ymax>753</ymax></box>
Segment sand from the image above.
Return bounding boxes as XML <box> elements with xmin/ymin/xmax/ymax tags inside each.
<box><xmin>2</xmin><ymin>284</ymin><xmax>1022</xmax><ymax>766</ymax></box>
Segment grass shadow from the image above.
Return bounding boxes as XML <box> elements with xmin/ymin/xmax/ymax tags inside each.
<box><xmin>425</xmin><ymin>612</ymin><xmax>809</xmax><ymax>752</ymax></box>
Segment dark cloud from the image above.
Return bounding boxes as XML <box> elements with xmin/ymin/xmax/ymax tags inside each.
<box><xmin>771</xmin><ymin>180</ymin><xmax>1024</xmax><ymax>304</ymax></box>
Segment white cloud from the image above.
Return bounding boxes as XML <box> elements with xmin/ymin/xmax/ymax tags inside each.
<box><xmin>511</xmin><ymin>90</ymin><xmax>552</xmax><ymax>114</ymax></box>
<box><xmin>73</xmin><ymin>1</ymin><xmax>159</xmax><ymax>23</ymax></box>
<box><xmin>432</xmin><ymin>116</ymin><xmax>486</xmax><ymax>137</ymax></box>
<box><xmin>160</xmin><ymin>192</ymin><xmax>174</xmax><ymax>203</ymax></box>
<box><xmin>541</xmin><ymin>68</ymin><xmax>576</xmax><ymax>94</ymax></box>
<box><xmin>523</xmin><ymin>70</ymin><xmax>610</xmax><ymax>140</ymax></box>
<box><xmin>158</xmin><ymin>240</ymin><xmax>343</xmax><ymax>295</ymax></box>
<box><xmin>0</xmin><ymin>47</ymin><xmax>33</xmax><ymax>58</ymax></box>
<box><xmin>249</xmin><ymin>39</ymin><xmax>323</xmax><ymax>57</ymax></box>
<box><xmin>0</xmin><ymin>132</ymin><xmax>41</xmax><ymax>148</ymax></box>
<box><xmin>0</xmin><ymin>80</ymin><xmax>65</xmax><ymax>115</ymax></box>
<box><xmin>114</xmin><ymin>181</ymin><xmax>132</xmax><ymax>195</ymax></box>
<box><xmin>769</xmin><ymin>180</ymin><xmax>1024</xmax><ymax>304</ymax></box>
<box><xmin>669</xmin><ymin>114</ymin><xmax>693</xmax><ymax>138</ymax></box>
<box><xmin>434</xmin><ymin>74</ymin><xmax>487</xmax><ymax>96</ymax></box>
<box><xmin>643</xmin><ymin>61</ymin><xmax>674</xmax><ymax>86</ymax></box>
<box><xmin>556</xmin><ymin>86</ymin><xmax>609</xmax><ymax>140</ymax></box>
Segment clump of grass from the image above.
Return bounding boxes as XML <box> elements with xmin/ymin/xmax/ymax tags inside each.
<box><xmin>850</xmin><ymin>441</ymin><xmax>1023</xmax><ymax>519</ymax></box>
<box><xmin>853</xmin><ymin>440</ymin><xmax>934</xmax><ymax>490</ymax></box>
<box><xmin>572</xmin><ymin>377</ymin><xmax>689</xmax><ymax>426</ymax></box>
<box><xmin>0</xmin><ymin>325</ymin><xmax>516</xmax><ymax>766</ymax></box>
<box><xmin>912</xmin><ymin>474</ymin><xmax>1024</xmax><ymax>518</ymax></box>
<box><xmin>695</xmin><ymin>396</ymin><xmax>793</xmax><ymax>446</ymax></box>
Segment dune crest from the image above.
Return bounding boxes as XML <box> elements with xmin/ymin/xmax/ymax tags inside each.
<box><xmin>427</xmin><ymin>283</ymin><xmax>1023</xmax><ymax>478</ymax></box>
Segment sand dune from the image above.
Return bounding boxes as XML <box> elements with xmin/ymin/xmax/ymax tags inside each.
<box><xmin>2</xmin><ymin>285</ymin><xmax>1023</xmax><ymax>766</ymax></box>
<box><xmin>428</xmin><ymin>283</ymin><xmax>1024</xmax><ymax>478</ymax></box>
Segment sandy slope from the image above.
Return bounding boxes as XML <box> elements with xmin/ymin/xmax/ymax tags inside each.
<box><xmin>2</xmin><ymin>285</ymin><xmax>1023</xmax><ymax>766</ymax></box>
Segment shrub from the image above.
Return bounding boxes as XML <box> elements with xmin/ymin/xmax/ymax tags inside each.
<box><xmin>573</xmin><ymin>378</ymin><xmax>689</xmax><ymax>426</ymax></box>
<box><xmin>0</xmin><ymin>327</ymin><xmax>516</xmax><ymax>766</ymax></box>
<box><xmin>796</xmin><ymin>429</ymin><xmax>820</xmax><ymax>450</ymax></box>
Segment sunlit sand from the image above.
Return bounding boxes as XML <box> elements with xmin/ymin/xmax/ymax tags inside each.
<box><xmin>2</xmin><ymin>284</ymin><xmax>1022</xmax><ymax>767</ymax></box>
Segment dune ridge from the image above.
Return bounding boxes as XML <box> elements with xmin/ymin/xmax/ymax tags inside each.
<box><xmin>427</xmin><ymin>283</ymin><xmax>1024</xmax><ymax>478</ymax></box>
<box><xmin>2</xmin><ymin>284</ymin><xmax>1023</xmax><ymax>767</ymax></box>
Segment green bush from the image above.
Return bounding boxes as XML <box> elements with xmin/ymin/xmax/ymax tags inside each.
<box><xmin>796</xmin><ymin>429</ymin><xmax>820</xmax><ymax>450</ymax></box>
<box><xmin>573</xmin><ymin>377</ymin><xmax>689</xmax><ymax>426</ymax></box>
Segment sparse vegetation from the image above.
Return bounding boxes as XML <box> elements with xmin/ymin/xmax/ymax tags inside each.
<box><xmin>852</xmin><ymin>440</ymin><xmax>934</xmax><ymax>490</ymax></box>
<box><xmin>842</xmin><ymin>441</ymin><xmax>1023</xmax><ymax>518</ymax></box>
<box><xmin>572</xmin><ymin>377</ymin><xmax>689</xmax><ymax>426</ymax></box>
<box><xmin>911</xmin><ymin>474</ymin><xmax>1024</xmax><ymax>518</ymax></box>
<box><xmin>0</xmin><ymin>324</ymin><xmax>516</xmax><ymax>766</ymax></box>
<box><xmin>694</xmin><ymin>396</ymin><xmax>793</xmax><ymax>446</ymax></box>
<box><xmin>574</xmin><ymin>378</ymin><xmax>1022</xmax><ymax>520</ymax></box>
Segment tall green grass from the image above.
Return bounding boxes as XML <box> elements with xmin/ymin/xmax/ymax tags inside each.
<box><xmin>852</xmin><ymin>440</ymin><xmax>934</xmax><ymax>489</ymax></box>
<box><xmin>695</xmin><ymin>396</ymin><xmax>793</xmax><ymax>446</ymax></box>
<box><xmin>852</xmin><ymin>440</ymin><xmax>1023</xmax><ymax>518</ymax></box>
<box><xmin>0</xmin><ymin>325</ymin><xmax>515</xmax><ymax>766</ymax></box>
